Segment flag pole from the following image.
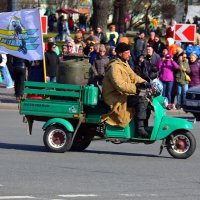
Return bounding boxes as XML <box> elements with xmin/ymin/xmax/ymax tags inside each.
<box><xmin>38</xmin><ymin>8</ymin><xmax>47</xmax><ymax>83</ymax></box>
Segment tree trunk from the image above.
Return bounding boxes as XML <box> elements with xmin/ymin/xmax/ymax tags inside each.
<box><xmin>144</xmin><ymin>2</ymin><xmax>152</xmax><ymax>34</ymax></box>
<box><xmin>113</xmin><ymin>0</ymin><xmax>120</xmax><ymax>28</ymax></box>
<box><xmin>118</xmin><ymin>0</ymin><xmax>128</xmax><ymax>34</ymax></box>
<box><xmin>113</xmin><ymin>0</ymin><xmax>128</xmax><ymax>34</ymax></box>
<box><xmin>183</xmin><ymin>0</ymin><xmax>189</xmax><ymax>22</ymax></box>
<box><xmin>92</xmin><ymin>0</ymin><xmax>112</xmax><ymax>33</ymax></box>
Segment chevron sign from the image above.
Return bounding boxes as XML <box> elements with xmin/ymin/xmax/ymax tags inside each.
<box><xmin>174</xmin><ymin>24</ymin><xmax>196</xmax><ymax>42</ymax></box>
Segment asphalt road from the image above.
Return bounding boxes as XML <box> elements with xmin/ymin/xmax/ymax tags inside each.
<box><xmin>0</xmin><ymin>110</ymin><xmax>199</xmax><ymax>200</ymax></box>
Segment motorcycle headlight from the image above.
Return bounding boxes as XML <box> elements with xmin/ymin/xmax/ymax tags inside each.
<box><xmin>163</xmin><ymin>98</ymin><xmax>168</xmax><ymax>108</ymax></box>
<box><xmin>151</xmin><ymin>79</ymin><xmax>163</xmax><ymax>96</ymax></box>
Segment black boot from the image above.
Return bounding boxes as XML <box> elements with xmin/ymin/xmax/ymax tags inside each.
<box><xmin>135</xmin><ymin>120</ymin><xmax>149</xmax><ymax>138</ymax></box>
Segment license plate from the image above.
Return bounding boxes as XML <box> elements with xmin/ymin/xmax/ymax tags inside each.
<box><xmin>185</xmin><ymin>101</ymin><xmax>199</xmax><ymax>107</ymax></box>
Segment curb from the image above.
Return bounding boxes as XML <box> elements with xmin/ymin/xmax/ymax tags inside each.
<box><xmin>166</xmin><ymin>110</ymin><xmax>193</xmax><ymax>117</ymax></box>
<box><xmin>166</xmin><ymin>110</ymin><xmax>193</xmax><ymax>118</ymax></box>
<box><xmin>0</xmin><ymin>102</ymin><xmax>193</xmax><ymax>118</ymax></box>
<box><xmin>0</xmin><ymin>103</ymin><xmax>18</xmax><ymax>110</ymax></box>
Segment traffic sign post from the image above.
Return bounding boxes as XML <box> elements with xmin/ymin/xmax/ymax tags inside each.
<box><xmin>174</xmin><ymin>24</ymin><xmax>196</xmax><ymax>43</ymax></box>
<box><xmin>41</xmin><ymin>16</ymin><xmax>48</xmax><ymax>35</ymax></box>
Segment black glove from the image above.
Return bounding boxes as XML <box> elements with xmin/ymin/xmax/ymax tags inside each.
<box><xmin>136</xmin><ymin>82</ymin><xmax>151</xmax><ymax>90</ymax></box>
<box><xmin>145</xmin><ymin>82</ymin><xmax>152</xmax><ymax>89</ymax></box>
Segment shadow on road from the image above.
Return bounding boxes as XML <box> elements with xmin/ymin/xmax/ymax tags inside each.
<box><xmin>0</xmin><ymin>142</ymin><xmax>172</xmax><ymax>159</ymax></box>
<box><xmin>82</xmin><ymin>149</ymin><xmax>171</xmax><ymax>159</ymax></box>
<box><xmin>0</xmin><ymin>142</ymin><xmax>47</xmax><ymax>152</ymax></box>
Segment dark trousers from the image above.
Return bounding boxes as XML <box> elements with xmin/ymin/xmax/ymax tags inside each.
<box><xmin>13</xmin><ymin>67</ymin><xmax>26</xmax><ymax>97</ymax></box>
<box><xmin>127</xmin><ymin>95</ymin><xmax>149</xmax><ymax>120</ymax></box>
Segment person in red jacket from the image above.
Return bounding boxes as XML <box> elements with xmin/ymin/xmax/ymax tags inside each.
<box><xmin>68</xmin><ymin>16</ymin><xmax>74</xmax><ymax>32</ymax></box>
<box><xmin>165</xmin><ymin>20</ymin><xmax>176</xmax><ymax>40</ymax></box>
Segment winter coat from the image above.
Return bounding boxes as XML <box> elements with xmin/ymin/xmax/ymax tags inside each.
<box><xmin>91</xmin><ymin>55</ymin><xmax>109</xmax><ymax>76</ymax></box>
<box><xmin>89</xmin><ymin>51</ymin><xmax>98</xmax><ymax>65</ymax></box>
<box><xmin>12</xmin><ymin>56</ymin><xmax>26</xmax><ymax>69</ymax></box>
<box><xmin>90</xmin><ymin>54</ymin><xmax>109</xmax><ymax>85</ymax></box>
<box><xmin>152</xmin><ymin>41</ymin><xmax>166</xmax><ymax>56</ymax></box>
<box><xmin>134</xmin><ymin>61</ymin><xmax>149</xmax><ymax>82</ymax></box>
<box><xmin>95</xmin><ymin>32</ymin><xmax>106</xmax><ymax>44</ymax></box>
<box><xmin>101</xmin><ymin>58</ymin><xmax>146</xmax><ymax>128</ymax></box>
<box><xmin>28</xmin><ymin>61</ymin><xmax>44</xmax><ymax>82</ymax></box>
<box><xmin>57</xmin><ymin>19</ymin><xmax>64</xmax><ymax>32</ymax></box>
<box><xmin>175</xmin><ymin>61</ymin><xmax>191</xmax><ymax>85</ymax></box>
<box><xmin>189</xmin><ymin>61</ymin><xmax>200</xmax><ymax>87</ymax></box>
<box><xmin>157</xmin><ymin>59</ymin><xmax>179</xmax><ymax>82</ymax></box>
<box><xmin>166</xmin><ymin>27</ymin><xmax>174</xmax><ymax>40</ymax></box>
<box><xmin>134</xmin><ymin>37</ymin><xmax>146</xmax><ymax>52</ymax></box>
<box><xmin>134</xmin><ymin>37</ymin><xmax>146</xmax><ymax>56</ymax></box>
<box><xmin>144</xmin><ymin>52</ymin><xmax>161</xmax><ymax>80</ymax></box>
<box><xmin>45</xmin><ymin>42</ymin><xmax>60</xmax><ymax>77</ymax></box>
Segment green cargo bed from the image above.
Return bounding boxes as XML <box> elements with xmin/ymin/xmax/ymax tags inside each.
<box><xmin>20</xmin><ymin>81</ymin><xmax>83</xmax><ymax>118</ymax></box>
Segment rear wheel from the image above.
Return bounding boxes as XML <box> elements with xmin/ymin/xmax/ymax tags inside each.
<box><xmin>70</xmin><ymin>125</ymin><xmax>95</xmax><ymax>151</ymax></box>
<box><xmin>70</xmin><ymin>135</ymin><xmax>93</xmax><ymax>151</ymax></box>
<box><xmin>43</xmin><ymin>124</ymin><xmax>72</xmax><ymax>153</ymax></box>
<box><xmin>166</xmin><ymin>130</ymin><xmax>196</xmax><ymax>159</ymax></box>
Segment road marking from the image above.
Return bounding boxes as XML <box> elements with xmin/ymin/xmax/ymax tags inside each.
<box><xmin>0</xmin><ymin>196</ymin><xmax>35</xmax><ymax>199</ymax></box>
<box><xmin>58</xmin><ymin>194</ymin><xmax>98</xmax><ymax>198</ymax></box>
<box><xmin>120</xmin><ymin>193</ymin><xmax>159</xmax><ymax>197</ymax></box>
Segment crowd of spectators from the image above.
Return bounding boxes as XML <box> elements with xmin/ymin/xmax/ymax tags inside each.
<box><xmin>1</xmin><ymin>16</ymin><xmax>200</xmax><ymax>107</ymax></box>
<box><xmin>48</xmin><ymin>16</ymin><xmax>200</xmax><ymax>110</ymax></box>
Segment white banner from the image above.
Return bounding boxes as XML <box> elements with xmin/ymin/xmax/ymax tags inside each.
<box><xmin>0</xmin><ymin>8</ymin><xmax>43</xmax><ymax>61</ymax></box>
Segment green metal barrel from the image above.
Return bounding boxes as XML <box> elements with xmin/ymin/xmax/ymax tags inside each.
<box><xmin>57</xmin><ymin>54</ymin><xmax>90</xmax><ymax>86</ymax></box>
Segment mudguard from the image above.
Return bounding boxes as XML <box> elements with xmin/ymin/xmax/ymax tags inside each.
<box><xmin>42</xmin><ymin>118</ymin><xmax>74</xmax><ymax>132</ymax></box>
<box><xmin>156</xmin><ymin>116</ymin><xmax>193</xmax><ymax>140</ymax></box>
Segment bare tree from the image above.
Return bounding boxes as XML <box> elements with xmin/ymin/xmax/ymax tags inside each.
<box><xmin>128</xmin><ymin>0</ymin><xmax>176</xmax><ymax>30</ymax></box>
<box><xmin>183</xmin><ymin>0</ymin><xmax>189</xmax><ymax>22</ymax></box>
<box><xmin>159</xmin><ymin>0</ymin><xmax>176</xmax><ymax>20</ymax></box>
<box><xmin>92</xmin><ymin>0</ymin><xmax>112</xmax><ymax>33</ymax></box>
<box><xmin>113</xmin><ymin>0</ymin><xmax>129</xmax><ymax>33</ymax></box>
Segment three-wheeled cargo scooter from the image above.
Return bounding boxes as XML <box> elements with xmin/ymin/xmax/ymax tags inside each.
<box><xmin>20</xmin><ymin>80</ymin><xmax>196</xmax><ymax>159</ymax></box>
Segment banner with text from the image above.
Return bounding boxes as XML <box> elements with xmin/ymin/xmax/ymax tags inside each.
<box><xmin>0</xmin><ymin>8</ymin><xmax>43</xmax><ymax>61</ymax></box>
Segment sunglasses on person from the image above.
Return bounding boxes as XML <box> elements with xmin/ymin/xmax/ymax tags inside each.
<box><xmin>67</xmin><ymin>45</ymin><xmax>73</xmax><ymax>48</ymax></box>
<box><xmin>52</xmin><ymin>46</ymin><xmax>56</xmax><ymax>49</ymax></box>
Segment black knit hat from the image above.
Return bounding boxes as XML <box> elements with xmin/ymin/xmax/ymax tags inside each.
<box><xmin>115</xmin><ymin>42</ymin><xmax>130</xmax><ymax>53</ymax></box>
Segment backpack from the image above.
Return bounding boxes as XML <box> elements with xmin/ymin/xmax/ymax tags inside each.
<box><xmin>107</xmin><ymin>34</ymin><xmax>116</xmax><ymax>47</ymax></box>
<box><xmin>107</xmin><ymin>39</ymin><xmax>115</xmax><ymax>47</ymax></box>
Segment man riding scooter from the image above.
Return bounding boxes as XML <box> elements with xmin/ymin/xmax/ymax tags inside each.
<box><xmin>101</xmin><ymin>42</ymin><xmax>151</xmax><ymax>138</ymax></box>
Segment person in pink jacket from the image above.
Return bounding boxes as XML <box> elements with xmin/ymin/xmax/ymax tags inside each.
<box><xmin>157</xmin><ymin>54</ymin><xmax>179</xmax><ymax>104</ymax></box>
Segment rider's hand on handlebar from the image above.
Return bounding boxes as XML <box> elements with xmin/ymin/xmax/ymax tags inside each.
<box><xmin>145</xmin><ymin>82</ymin><xmax>151</xmax><ymax>89</ymax></box>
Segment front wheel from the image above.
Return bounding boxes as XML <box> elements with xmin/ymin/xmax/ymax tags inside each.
<box><xmin>43</xmin><ymin>124</ymin><xmax>72</xmax><ymax>153</ymax></box>
<box><xmin>166</xmin><ymin>130</ymin><xmax>196</xmax><ymax>159</ymax></box>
